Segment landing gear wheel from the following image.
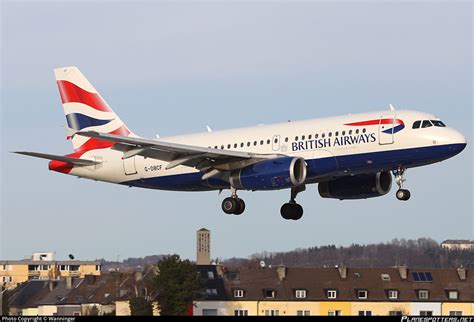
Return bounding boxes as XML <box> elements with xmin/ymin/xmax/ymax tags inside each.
<box><xmin>393</xmin><ymin>167</ymin><xmax>411</xmax><ymax>201</ymax></box>
<box><xmin>234</xmin><ymin>198</ymin><xmax>246</xmax><ymax>215</ymax></box>
<box><xmin>396</xmin><ymin>189</ymin><xmax>411</xmax><ymax>201</ymax></box>
<box><xmin>280</xmin><ymin>202</ymin><xmax>304</xmax><ymax>220</ymax></box>
<box><xmin>222</xmin><ymin>197</ymin><xmax>239</xmax><ymax>214</ymax></box>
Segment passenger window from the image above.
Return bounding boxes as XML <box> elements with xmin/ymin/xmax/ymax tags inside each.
<box><xmin>431</xmin><ymin>120</ymin><xmax>446</xmax><ymax>127</ymax></box>
<box><xmin>422</xmin><ymin>120</ymin><xmax>433</xmax><ymax>128</ymax></box>
<box><xmin>342</xmin><ymin>131</ymin><xmax>346</xmax><ymax>136</ymax></box>
<box><xmin>308</xmin><ymin>134</ymin><xmax>312</xmax><ymax>140</ymax></box>
<box><xmin>267</xmin><ymin>139</ymin><xmax>271</xmax><ymax>144</ymax></box>
<box><xmin>302</xmin><ymin>135</ymin><xmax>305</xmax><ymax>140</ymax></box>
<box><xmin>221</xmin><ymin>145</ymin><xmax>224</xmax><ymax>149</ymax></box>
<box><xmin>284</xmin><ymin>137</ymin><xmax>289</xmax><ymax>142</ymax></box>
<box><xmin>274</xmin><ymin>138</ymin><xmax>278</xmax><ymax>143</ymax></box>
<box><xmin>362</xmin><ymin>128</ymin><xmax>366</xmax><ymax>134</ymax></box>
<box><xmin>227</xmin><ymin>144</ymin><xmax>231</xmax><ymax>149</ymax></box>
<box><xmin>328</xmin><ymin>132</ymin><xmax>332</xmax><ymax>137</ymax></box>
<box><xmin>335</xmin><ymin>131</ymin><xmax>339</xmax><ymax>137</ymax></box>
<box><xmin>253</xmin><ymin>141</ymin><xmax>257</xmax><ymax>146</ymax></box>
<box><xmin>214</xmin><ymin>146</ymin><xmax>218</xmax><ymax>149</ymax></box>
<box><xmin>295</xmin><ymin>136</ymin><xmax>299</xmax><ymax>141</ymax></box>
<box><xmin>355</xmin><ymin>129</ymin><xmax>359</xmax><ymax>134</ymax></box>
<box><xmin>349</xmin><ymin>130</ymin><xmax>353</xmax><ymax>135</ymax></box>
<box><xmin>247</xmin><ymin>142</ymin><xmax>250</xmax><ymax>147</ymax></box>
<box><xmin>322</xmin><ymin>133</ymin><xmax>325</xmax><ymax>138</ymax></box>
<box><xmin>412</xmin><ymin>121</ymin><xmax>421</xmax><ymax>129</ymax></box>
<box><xmin>315</xmin><ymin>134</ymin><xmax>319</xmax><ymax>139</ymax></box>
<box><xmin>234</xmin><ymin>143</ymin><xmax>237</xmax><ymax>148</ymax></box>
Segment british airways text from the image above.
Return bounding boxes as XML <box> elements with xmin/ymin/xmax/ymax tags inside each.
<box><xmin>292</xmin><ymin>133</ymin><xmax>377</xmax><ymax>151</ymax></box>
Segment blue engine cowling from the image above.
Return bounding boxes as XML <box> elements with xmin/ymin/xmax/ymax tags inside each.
<box><xmin>230</xmin><ymin>157</ymin><xmax>307</xmax><ymax>190</ymax></box>
<box><xmin>318</xmin><ymin>171</ymin><xmax>392</xmax><ymax>200</ymax></box>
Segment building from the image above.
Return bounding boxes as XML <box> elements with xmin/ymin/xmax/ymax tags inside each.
<box><xmin>441</xmin><ymin>240</ymin><xmax>474</xmax><ymax>251</ymax></box>
<box><xmin>0</xmin><ymin>252</ymin><xmax>101</xmax><ymax>289</ymax></box>
<box><xmin>194</xmin><ymin>265</ymin><xmax>474</xmax><ymax>316</ymax></box>
<box><xmin>197</xmin><ymin>228</ymin><xmax>211</xmax><ymax>266</ymax></box>
<box><xmin>6</xmin><ymin>269</ymin><xmax>160</xmax><ymax>316</ymax></box>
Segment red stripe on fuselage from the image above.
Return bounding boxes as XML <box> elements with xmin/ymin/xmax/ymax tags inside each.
<box><xmin>57</xmin><ymin>80</ymin><xmax>111</xmax><ymax>112</ymax></box>
<box><xmin>49</xmin><ymin>126</ymin><xmax>131</xmax><ymax>174</ymax></box>
<box><xmin>344</xmin><ymin>119</ymin><xmax>404</xmax><ymax>126</ymax></box>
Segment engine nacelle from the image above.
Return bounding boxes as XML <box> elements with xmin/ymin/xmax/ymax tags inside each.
<box><xmin>318</xmin><ymin>171</ymin><xmax>392</xmax><ymax>200</ymax></box>
<box><xmin>230</xmin><ymin>157</ymin><xmax>307</xmax><ymax>191</ymax></box>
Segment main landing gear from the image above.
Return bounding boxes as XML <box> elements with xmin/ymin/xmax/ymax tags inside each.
<box><xmin>280</xmin><ymin>185</ymin><xmax>305</xmax><ymax>221</ymax></box>
<box><xmin>394</xmin><ymin>167</ymin><xmax>411</xmax><ymax>201</ymax></box>
<box><xmin>221</xmin><ymin>187</ymin><xmax>245</xmax><ymax>215</ymax></box>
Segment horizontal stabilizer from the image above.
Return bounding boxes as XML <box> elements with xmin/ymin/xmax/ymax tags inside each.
<box><xmin>14</xmin><ymin>151</ymin><xmax>100</xmax><ymax>166</ymax></box>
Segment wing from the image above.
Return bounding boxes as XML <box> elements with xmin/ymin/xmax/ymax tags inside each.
<box><xmin>75</xmin><ymin>131</ymin><xmax>279</xmax><ymax>178</ymax></box>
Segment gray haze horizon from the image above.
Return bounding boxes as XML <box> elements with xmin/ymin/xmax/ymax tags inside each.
<box><xmin>1</xmin><ymin>1</ymin><xmax>472</xmax><ymax>262</ymax></box>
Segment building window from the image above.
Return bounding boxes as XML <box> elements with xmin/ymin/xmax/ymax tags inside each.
<box><xmin>234</xmin><ymin>289</ymin><xmax>244</xmax><ymax>298</ymax></box>
<box><xmin>2</xmin><ymin>276</ymin><xmax>12</xmax><ymax>283</ymax></box>
<box><xmin>95</xmin><ymin>265</ymin><xmax>101</xmax><ymax>271</ymax></box>
<box><xmin>297</xmin><ymin>310</ymin><xmax>310</xmax><ymax>316</ymax></box>
<box><xmin>389</xmin><ymin>311</ymin><xmax>403</xmax><ymax>316</ymax></box>
<box><xmin>58</xmin><ymin>265</ymin><xmax>69</xmax><ymax>271</ymax></box>
<box><xmin>234</xmin><ymin>310</ymin><xmax>248</xmax><ymax>316</ymax></box>
<box><xmin>295</xmin><ymin>289</ymin><xmax>306</xmax><ymax>299</ymax></box>
<box><xmin>448</xmin><ymin>290</ymin><xmax>459</xmax><ymax>300</ymax></box>
<box><xmin>412</xmin><ymin>271</ymin><xmax>433</xmax><ymax>281</ymax></box>
<box><xmin>264</xmin><ymin>310</ymin><xmax>279</xmax><ymax>316</ymax></box>
<box><xmin>327</xmin><ymin>289</ymin><xmax>337</xmax><ymax>299</ymax></box>
<box><xmin>388</xmin><ymin>290</ymin><xmax>399</xmax><ymax>299</ymax></box>
<box><xmin>418</xmin><ymin>290</ymin><xmax>429</xmax><ymax>300</ymax></box>
<box><xmin>206</xmin><ymin>288</ymin><xmax>218</xmax><ymax>296</ymax></box>
<box><xmin>207</xmin><ymin>271</ymin><xmax>214</xmax><ymax>279</ymax></box>
<box><xmin>420</xmin><ymin>311</ymin><xmax>433</xmax><ymax>316</ymax></box>
<box><xmin>40</xmin><ymin>265</ymin><xmax>49</xmax><ymax>271</ymax></box>
<box><xmin>449</xmin><ymin>311</ymin><xmax>462</xmax><ymax>316</ymax></box>
<box><xmin>263</xmin><ymin>289</ymin><xmax>276</xmax><ymax>298</ymax></box>
<box><xmin>358</xmin><ymin>311</ymin><xmax>372</xmax><ymax>316</ymax></box>
<box><xmin>0</xmin><ymin>265</ymin><xmax>6</xmax><ymax>271</ymax></box>
<box><xmin>328</xmin><ymin>310</ymin><xmax>341</xmax><ymax>316</ymax></box>
<box><xmin>202</xmin><ymin>309</ymin><xmax>218</xmax><ymax>316</ymax></box>
<box><xmin>381</xmin><ymin>273</ymin><xmax>391</xmax><ymax>281</ymax></box>
<box><xmin>357</xmin><ymin>290</ymin><xmax>368</xmax><ymax>299</ymax></box>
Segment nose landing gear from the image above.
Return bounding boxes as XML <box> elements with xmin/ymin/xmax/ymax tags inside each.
<box><xmin>394</xmin><ymin>167</ymin><xmax>410</xmax><ymax>201</ymax></box>
<box><xmin>280</xmin><ymin>185</ymin><xmax>305</xmax><ymax>220</ymax></box>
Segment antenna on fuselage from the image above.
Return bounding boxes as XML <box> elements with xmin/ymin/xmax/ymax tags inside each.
<box><xmin>389</xmin><ymin>104</ymin><xmax>396</xmax><ymax>111</ymax></box>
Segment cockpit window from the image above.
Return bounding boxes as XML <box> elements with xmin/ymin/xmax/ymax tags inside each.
<box><xmin>431</xmin><ymin>120</ymin><xmax>446</xmax><ymax>127</ymax></box>
<box><xmin>412</xmin><ymin>121</ymin><xmax>421</xmax><ymax>129</ymax></box>
<box><xmin>421</xmin><ymin>120</ymin><xmax>433</xmax><ymax>128</ymax></box>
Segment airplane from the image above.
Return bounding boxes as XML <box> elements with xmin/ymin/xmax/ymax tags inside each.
<box><xmin>15</xmin><ymin>67</ymin><xmax>467</xmax><ymax>220</ymax></box>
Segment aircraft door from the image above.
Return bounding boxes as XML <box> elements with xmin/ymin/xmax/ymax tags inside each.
<box><xmin>272</xmin><ymin>135</ymin><xmax>280</xmax><ymax>151</ymax></box>
<box><xmin>379</xmin><ymin>114</ymin><xmax>396</xmax><ymax>145</ymax></box>
<box><xmin>123</xmin><ymin>157</ymin><xmax>137</xmax><ymax>175</ymax></box>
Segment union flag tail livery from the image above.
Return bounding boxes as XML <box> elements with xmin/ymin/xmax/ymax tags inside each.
<box><xmin>14</xmin><ymin>67</ymin><xmax>467</xmax><ymax>221</ymax></box>
<box><xmin>54</xmin><ymin>66</ymin><xmax>134</xmax><ymax>151</ymax></box>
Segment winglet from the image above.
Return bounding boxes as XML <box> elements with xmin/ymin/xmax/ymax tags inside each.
<box><xmin>389</xmin><ymin>104</ymin><xmax>396</xmax><ymax>111</ymax></box>
<box><xmin>64</xmin><ymin>126</ymin><xmax>77</xmax><ymax>140</ymax></box>
<box><xmin>206</xmin><ymin>125</ymin><xmax>212</xmax><ymax>133</ymax></box>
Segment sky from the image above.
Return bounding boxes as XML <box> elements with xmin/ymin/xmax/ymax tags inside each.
<box><xmin>1</xmin><ymin>1</ymin><xmax>472</xmax><ymax>263</ymax></box>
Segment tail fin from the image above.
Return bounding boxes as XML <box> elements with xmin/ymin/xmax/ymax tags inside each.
<box><xmin>54</xmin><ymin>66</ymin><xmax>134</xmax><ymax>152</ymax></box>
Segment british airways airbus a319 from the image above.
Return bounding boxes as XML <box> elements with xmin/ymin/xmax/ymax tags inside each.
<box><xmin>16</xmin><ymin>67</ymin><xmax>467</xmax><ymax>220</ymax></box>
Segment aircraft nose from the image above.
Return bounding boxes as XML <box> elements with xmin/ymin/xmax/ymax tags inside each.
<box><xmin>443</xmin><ymin>128</ymin><xmax>467</xmax><ymax>156</ymax></box>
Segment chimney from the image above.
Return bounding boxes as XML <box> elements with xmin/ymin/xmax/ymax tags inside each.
<box><xmin>457</xmin><ymin>266</ymin><xmax>466</xmax><ymax>281</ymax></box>
<box><xmin>66</xmin><ymin>277</ymin><xmax>72</xmax><ymax>289</ymax></box>
<box><xmin>134</xmin><ymin>270</ymin><xmax>143</xmax><ymax>282</ymax></box>
<box><xmin>397</xmin><ymin>266</ymin><xmax>407</xmax><ymax>280</ymax></box>
<box><xmin>276</xmin><ymin>266</ymin><xmax>287</xmax><ymax>281</ymax></box>
<box><xmin>338</xmin><ymin>265</ymin><xmax>347</xmax><ymax>279</ymax></box>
